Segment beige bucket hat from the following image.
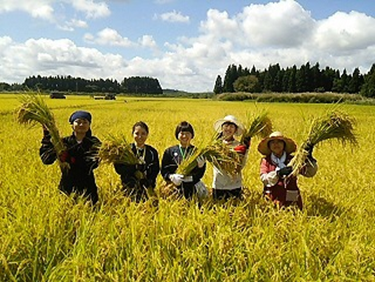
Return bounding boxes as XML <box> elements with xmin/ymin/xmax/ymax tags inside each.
<box><xmin>213</xmin><ymin>115</ymin><xmax>245</xmax><ymax>136</ymax></box>
<box><xmin>257</xmin><ymin>131</ymin><xmax>297</xmax><ymax>155</ymax></box>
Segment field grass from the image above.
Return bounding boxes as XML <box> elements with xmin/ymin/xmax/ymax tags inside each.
<box><xmin>1</xmin><ymin>94</ymin><xmax>375</xmax><ymax>281</ymax></box>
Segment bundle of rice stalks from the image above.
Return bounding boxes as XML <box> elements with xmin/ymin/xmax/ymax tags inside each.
<box><xmin>15</xmin><ymin>93</ymin><xmax>69</xmax><ymax>172</ymax></box>
<box><xmin>288</xmin><ymin>110</ymin><xmax>357</xmax><ymax>177</ymax></box>
<box><xmin>176</xmin><ymin>139</ymin><xmax>242</xmax><ymax>177</ymax></box>
<box><xmin>98</xmin><ymin>134</ymin><xmax>140</xmax><ymax>166</ymax></box>
<box><xmin>241</xmin><ymin>111</ymin><xmax>273</xmax><ymax>143</ymax></box>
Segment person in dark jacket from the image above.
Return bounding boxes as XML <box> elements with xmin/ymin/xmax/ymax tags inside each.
<box><xmin>161</xmin><ymin>121</ymin><xmax>206</xmax><ymax>200</ymax></box>
<box><xmin>114</xmin><ymin>121</ymin><xmax>160</xmax><ymax>202</ymax></box>
<box><xmin>40</xmin><ymin>110</ymin><xmax>101</xmax><ymax>205</ymax></box>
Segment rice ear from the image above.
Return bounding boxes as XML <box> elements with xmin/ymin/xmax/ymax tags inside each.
<box><xmin>176</xmin><ymin>138</ymin><xmax>242</xmax><ymax>176</ymax></box>
<box><xmin>16</xmin><ymin>93</ymin><xmax>68</xmax><ymax>172</ymax></box>
<box><xmin>241</xmin><ymin>111</ymin><xmax>273</xmax><ymax>142</ymax></box>
<box><xmin>98</xmin><ymin>134</ymin><xmax>139</xmax><ymax>165</ymax></box>
<box><xmin>288</xmin><ymin>110</ymin><xmax>357</xmax><ymax>177</ymax></box>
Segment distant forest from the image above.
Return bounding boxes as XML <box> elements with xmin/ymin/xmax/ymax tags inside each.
<box><xmin>214</xmin><ymin>62</ymin><xmax>375</xmax><ymax>98</ymax></box>
<box><xmin>0</xmin><ymin>76</ymin><xmax>163</xmax><ymax>95</ymax></box>
<box><xmin>1</xmin><ymin>62</ymin><xmax>375</xmax><ymax>97</ymax></box>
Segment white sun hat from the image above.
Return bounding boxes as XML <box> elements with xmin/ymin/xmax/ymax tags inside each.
<box><xmin>213</xmin><ymin>115</ymin><xmax>245</xmax><ymax>136</ymax></box>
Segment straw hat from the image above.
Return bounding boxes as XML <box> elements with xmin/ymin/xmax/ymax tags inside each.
<box><xmin>257</xmin><ymin>131</ymin><xmax>297</xmax><ymax>155</ymax></box>
<box><xmin>213</xmin><ymin>115</ymin><xmax>245</xmax><ymax>136</ymax></box>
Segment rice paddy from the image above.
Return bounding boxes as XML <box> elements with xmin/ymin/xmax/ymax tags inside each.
<box><xmin>0</xmin><ymin>94</ymin><xmax>374</xmax><ymax>281</ymax></box>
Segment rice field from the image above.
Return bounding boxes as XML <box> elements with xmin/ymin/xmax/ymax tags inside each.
<box><xmin>0</xmin><ymin>94</ymin><xmax>375</xmax><ymax>281</ymax></box>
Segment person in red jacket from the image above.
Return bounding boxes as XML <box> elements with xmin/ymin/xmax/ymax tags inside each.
<box><xmin>258</xmin><ymin>131</ymin><xmax>318</xmax><ymax>210</ymax></box>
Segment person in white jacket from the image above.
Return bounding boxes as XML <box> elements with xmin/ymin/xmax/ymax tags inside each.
<box><xmin>212</xmin><ymin>115</ymin><xmax>250</xmax><ymax>200</ymax></box>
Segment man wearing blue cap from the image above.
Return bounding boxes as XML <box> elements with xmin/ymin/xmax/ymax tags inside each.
<box><xmin>40</xmin><ymin>110</ymin><xmax>101</xmax><ymax>205</ymax></box>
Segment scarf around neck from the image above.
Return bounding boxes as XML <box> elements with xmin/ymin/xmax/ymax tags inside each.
<box><xmin>271</xmin><ymin>151</ymin><xmax>287</xmax><ymax>169</ymax></box>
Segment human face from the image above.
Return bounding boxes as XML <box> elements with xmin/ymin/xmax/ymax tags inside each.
<box><xmin>72</xmin><ymin>118</ymin><xmax>90</xmax><ymax>135</ymax></box>
<box><xmin>178</xmin><ymin>131</ymin><xmax>192</xmax><ymax>147</ymax></box>
<box><xmin>133</xmin><ymin>126</ymin><xmax>148</xmax><ymax>147</ymax></box>
<box><xmin>222</xmin><ymin>123</ymin><xmax>237</xmax><ymax>140</ymax></box>
<box><xmin>269</xmin><ymin>139</ymin><xmax>285</xmax><ymax>157</ymax></box>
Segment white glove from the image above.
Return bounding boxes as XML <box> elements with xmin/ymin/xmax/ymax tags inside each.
<box><xmin>169</xmin><ymin>174</ymin><xmax>184</xmax><ymax>186</ymax></box>
<box><xmin>196</xmin><ymin>155</ymin><xmax>206</xmax><ymax>168</ymax></box>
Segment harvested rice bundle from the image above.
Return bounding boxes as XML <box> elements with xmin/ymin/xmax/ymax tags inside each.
<box><xmin>241</xmin><ymin>111</ymin><xmax>273</xmax><ymax>143</ymax></box>
<box><xmin>177</xmin><ymin>139</ymin><xmax>242</xmax><ymax>177</ymax></box>
<box><xmin>289</xmin><ymin>110</ymin><xmax>357</xmax><ymax>177</ymax></box>
<box><xmin>98</xmin><ymin>134</ymin><xmax>139</xmax><ymax>165</ymax></box>
<box><xmin>98</xmin><ymin>134</ymin><xmax>145</xmax><ymax>180</ymax></box>
<box><xmin>15</xmin><ymin>93</ymin><xmax>69</xmax><ymax>172</ymax></box>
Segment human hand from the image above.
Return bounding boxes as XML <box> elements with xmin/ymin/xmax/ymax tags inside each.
<box><xmin>196</xmin><ymin>155</ymin><xmax>206</xmax><ymax>168</ymax></box>
<box><xmin>304</xmin><ymin>142</ymin><xmax>314</xmax><ymax>158</ymax></box>
<box><xmin>59</xmin><ymin>151</ymin><xmax>70</xmax><ymax>162</ymax></box>
<box><xmin>243</xmin><ymin>136</ymin><xmax>251</xmax><ymax>148</ymax></box>
<box><xmin>169</xmin><ymin>174</ymin><xmax>184</xmax><ymax>186</ymax></box>
<box><xmin>136</xmin><ymin>163</ymin><xmax>146</xmax><ymax>172</ymax></box>
<box><xmin>277</xmin><ymin>166</ymin><xmax>293</xmax><ymax>177</ymax></box>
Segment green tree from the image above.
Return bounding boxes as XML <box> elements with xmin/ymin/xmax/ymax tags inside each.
<box><xmin>360</xmin><ymin>64</ymin><xmax>375</xmax><ymax>97</ymax></box>
<box><xmin>233</xmin><ymin>75</ymin><xmax>260</xmax><ymax>93</ymax></box>
<box><xmin>213</xmin><ymin>75</ymin><xmax>223</xmax><ymax>94</ymax></box>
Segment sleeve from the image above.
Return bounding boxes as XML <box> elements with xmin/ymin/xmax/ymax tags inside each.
<box><xmin>260</xmin><ymin>158</ymin><xmax>279</xmax><ymax>187</ymax></box>
<box><xmin>300</xmin><ymin>159</ymin><xmax>318</xmax><ymax>178</ymax></box>
<box><xmin>114</xmin><ymin>163</ymin><xmax>137</xmax><ymax>177</ymax></box>
<box><xmin>84</xmin><ymin>136</ymin><xmax>102</xmax><ymax>171</ymax></box>
<box><xmin>190</xmin><ymin>163</ymin><xmax>206</xmax><ymax>185</ymax></box>
<box><xmin>146</xmin><ymin>147</ymin><xmax>160</xmax><ymax>184</ymax></box>
<box><xmin>161</xmin><ymin>148</ymin><xmax>178</xmax><ymax>182</ymax></box>
<box><xmin>39</xmin><ymin>130</ymin><xmax>57</xmax><ymax>165</ymax></box>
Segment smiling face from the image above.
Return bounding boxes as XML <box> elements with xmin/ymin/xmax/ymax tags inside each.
<box><xmin>268</xmin><ymin>139</ymin><xmax>285</xmax><ymax>157</ymax></box>
<box><xmin>221</xmin><ymin>122</ymin><xmax>237</xmax><ymax>140</ymax></box>
<box><xmin>72</xmin><ymin>118</ymin><xmax>90</xmax><ymax>135</ymax></box>
<box><xmin>133</xmin><ymin>125</ymin><xmax>148</xmax><ymax>147</ymax></box>
<box><xmin>178</xmin><ymin>131</ymin><xmax>193</xmax><ymax>147</ymax></box>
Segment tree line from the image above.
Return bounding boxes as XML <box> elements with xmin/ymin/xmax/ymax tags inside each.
<box><xmin>214</xmin><ymin>62</ymin><xmax>375</xmax><ymax>98</ymax></box>
<box><xmin>0</xmin><ymin>75</ymin><xmax>163</xmax><ymax>95</ymax></box>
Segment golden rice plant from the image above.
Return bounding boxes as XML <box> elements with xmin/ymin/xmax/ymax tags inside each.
<box><xmin>241</xmin><ymin>111</ymin><xmax>273</xmax><ymax>143</ymax></box>
<box><xmin>15</xmin><ymin>93</ymin><xmax>69</xmax><ymax>172</ymax></box>
<box><xmin>98</xmin><ymin>134</ymin><xmax>139</xmax><ymax>166</ymax></box>
<box><xmin>288</xmin><ymin>110</ymin><xmax>357</xmax><ymax>177</ymax></box>
<box><xmin>176</xmin><ymin>139</ymin><xmax>242</xmax><ymax>176</ymax></box>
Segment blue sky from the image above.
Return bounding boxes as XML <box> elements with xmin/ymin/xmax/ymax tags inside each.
<box><xmin>1</xmin><ymin>0</ymin><xmax>375</xmax><ymax>92</ymax></box>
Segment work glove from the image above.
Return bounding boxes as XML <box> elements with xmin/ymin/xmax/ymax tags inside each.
<box><xmin>169</xmin><ymin>174</ymin><xmax>184</xmax><ymax>186</ymax></box>
<box><xmin>196</xmin><ymin>155</ymin><xmax>206</xmax><ymax>168</ymax></box>
<box><xmin>277</xmin><ymin>166</ymin><xmax>293</xmax><ymax>177</ymax></box>
<box><xmin>304</xmin><ymin>142</ymin><xmax>315</xmax><ymax>161</ymax></box>
<box><xmin>243</xmin><ymin>135</ymin><xmax>251</xmax><ymax>149</ymax></box>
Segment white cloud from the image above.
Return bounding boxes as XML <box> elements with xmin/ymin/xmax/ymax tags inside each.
<box><xmin>69</xmin><ymin>0</ymin><xmax>110</xmax><ymax>19</ymax></box>
<box><xmin>0</xmin><ymin>0</ymin><xmax>109</xmax><ymax>22</ymax></box>
<box><xmin>0</xmin><ymin>0</ymin><xmax>55</xmax><ymax>21</ymax></box>
<box><xmin>157</xmin><ymin>10</ymin><xmax>190</xmax><ymax>23</ymax></box>
<box><xmin>2</xmin><ymin>1</ymin><xmax>375</xmax><ymax>92</ymax></box>
<box><xmin>0</xmin><ymin>37</ymin><xmax>127</xmax><ymax>83</ymax></box>
<box><xmin>139</xmin><ymin>35</ymin><xmax>157</xmax><ymax>49</ymax></box>
<box><xmin>85</xmin><ymin>28</ymin><xmax>158</xmax><ymax>49</ymax></box>
<box><xmin>313</xmin><ymin>11</ymin><xmax>375</xmax><ymax>52</ymax></box>
<box><xmin>59</xmin><ymin>19</ymin><xmax>88</xmax><ymax>31</ymax></box>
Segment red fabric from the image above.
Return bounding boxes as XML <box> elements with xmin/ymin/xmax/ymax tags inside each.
<box><xmin>260</xmin><ymin>154</ymin><xmax>302</xmax><ymax>210</ymax></box>
<box><xmin>234</xmin><ymin>144</ymin><xmax>247</xmax><ymax>154</ymax></box>
<box><xmin>59</xmin><ymin>151</ymin><xmax>69</xmax><ymax>162</ymax></box>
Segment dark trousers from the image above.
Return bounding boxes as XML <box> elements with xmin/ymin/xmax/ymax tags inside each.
<box><xmin>213</xmin><ymin>188</ymin><xmax>242</xmax><ymax>201</ymax></box>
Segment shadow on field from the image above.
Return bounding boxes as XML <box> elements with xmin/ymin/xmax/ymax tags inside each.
<box><xmin>307</xmin><ymin>194</ymin><xmax>345</xmax><ymax>218</ymax></box>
